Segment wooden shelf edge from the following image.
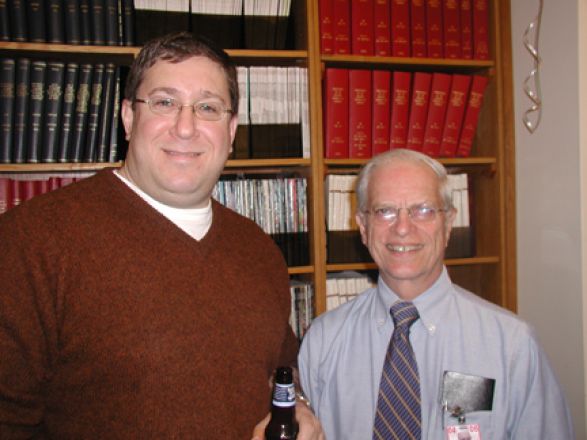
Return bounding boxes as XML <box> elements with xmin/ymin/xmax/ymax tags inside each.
<box><xmin>288</xmin><ymin>265</ymin><xmax>314</xmax><ymax>275</ymax></box>
<box><xmin>324</xmin><ymin>157</ymin><xmax>497</xmax><ymax>167</ymax></box>
<box><xmin>322</xmin><ymin>54</ymin><xmax>495</xmax><ymax>68</ymax></box>
<box><xmin>0</xmin><ymin>162</ymin><xmax>122</xmax><ymax>172</ymax></box>
<box><xmin>226</xmin><ymin>158</ymin><xmax>311</xmax><ymax>168</ymax></box>
<box><xmin>326</xmin><ymin>256</ymin><xmax>500</xmax><ymax>272</ymax></box>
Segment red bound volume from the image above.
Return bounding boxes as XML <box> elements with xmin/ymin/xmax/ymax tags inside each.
<box><xmin>439</xmin><ymin>74</ymin><xmax>472</xmax><ymax>157</ymax></box>
<box><xmin>333</xmin><ymin>0</ymin><xmax>351</xmax><ymax>54</ymax></box>
<box><xmin>324</xmin><ymin>68</ymin><xmax>350</xmax><ymax>158</ymax></box>
<box><xmin>374</xmin><ymin>0</ymin><xmax>391</xmax><ymax>56</ymax></box>
<box><xmin>389</xmin><ymin>71</ymin><xmax>412</xmax><ymax>148</ymax></box>
<box><xmin>20</xmin><ymin>180</ymin><xmax>39</xmax><ymax>203</ymax></box>
<box><xmin>319</xmin><ymin>0</ymin><xmax>335</xmax><ymax>54</ymax></box>
<box><xmin>457</xmin><ymin>75</ymin><xmax>489</xmax><ymax>157</ymax></box>
<box><xmin>443</xmin><ymin>0</ymin><xmax>462</xmax><ymax>59</ymax></box>
<box><xmin>422</xmin><ymin>73</ymin><xmax>452</xmax><ymax>157</ymax></box>
<box><xmin>460</xmin><ymin>0</ymin><xmax>473</xmax><ymax>59</ymax></box>
<box><xmin>352</xmin><ymin>0</ymin><xmax>374</xmax><ymax>55</ymax></box>
<box><xmin>372</xmin><ymin>70</ymin><xmax>391</xmax><ymax>156</ymax></box>
<box><xmin>426</xmin><ymin>0</ymin><xmax>443</xmax><ymax>58</ymax></box>
<box><xmin>391</xmin><ymin>0</ymin><xmax>410</xmax><ymax>57</ymax></box>
<box><xmin>349</xmin><ymin>70</ymin><xmax>372</xmax><ymax>158</ymax></box>
<box><xmin>406</xmin><ymin>72</ymin><xmax>432</xmax><ymax>151</ymax></box>
<box><xmin>411</xmin><ymin>0</ymin><xmax>427</xmax><ymax>58</ymax></box>
<box><xmin>0</xmin><ymin>177</ymin><xmax>9</xmax><ymax>214</ymax></box>
<box><xmin>473</xmin><ymin>0</ymin><xmax>489</xmax><ymax>60</ymax></box>
<box><xmin>10</xmin><ymin>179</ymin><xmax>21</xmax><ymax>208</ymax></box>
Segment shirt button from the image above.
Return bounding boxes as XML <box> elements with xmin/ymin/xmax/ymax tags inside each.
<box><xmin>428</xmin><ymin>324</ymin><xmax>436</xmax><ymax>334</ymax></box>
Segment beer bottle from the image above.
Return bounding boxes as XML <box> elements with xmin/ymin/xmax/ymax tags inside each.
<box><xmin>265</xmin><ymin>366</ymin><xmax>298</xmax><ymax>440</ymax></box>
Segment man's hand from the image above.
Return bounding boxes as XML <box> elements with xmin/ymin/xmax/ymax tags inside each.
<box><xmin>251</xmin><ymin>402</ymin><xmax>325</xmax><ymax>440</ymax></box>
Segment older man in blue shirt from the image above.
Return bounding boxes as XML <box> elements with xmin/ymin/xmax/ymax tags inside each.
<box><xmin>299</xmin><ymin>149</ymin><xmax>573</xmax><ymax>439</ymax></box>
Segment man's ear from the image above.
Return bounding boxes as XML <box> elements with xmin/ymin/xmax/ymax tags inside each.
<box><xmin>121</xmin><ymin>99</ymin><xmax>134</xmax><ymax>141</ymax></box>
<box><xmin>444</xmin><ymin>207</ymin><xmax>457</xmax><ymax>246</ymax></box>
<box><xmin>356</xmin><ymin>212</ymin><xmax>368</xmax><ymax>246</ymax></box>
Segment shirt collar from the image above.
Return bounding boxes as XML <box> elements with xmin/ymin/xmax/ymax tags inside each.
<box><xmin>375</xmin><ymin>267</ymin><xmax>453</xmax><ymax>335</ymax></box>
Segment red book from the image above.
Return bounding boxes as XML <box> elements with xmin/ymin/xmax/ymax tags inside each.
<box><xmin>410</xmin><ymin>0</ymin><xmax>427</xmax><ymax>58</ymax></box>
<box><xmin>324</xmin><ymin>68</ymin><xmax>350</xmax><ymax>158</ymax></box>
<box><xmin>439</xmin><ymin>74</ymin><xmax>472</xmax><ymax>157</ymax></box>
<box><xmin>48</xmin><ymin>176</ymin><xmax>61</xmax><ymax>191</ymax></box>
<box><xmin>352</xmin><ymin>0</ymin><xmax>374</xmax><ymax>55</ymax></box>
<box><xmin>406</xmin><ymin>72</ymin><xmax>432</xmax><ymax>151</ymax></box>
<box><xmin>0</xmin><ymin>177</ymin><xmax>9</xmax><ymax>214</ymax></box>
<box><xmin>333</xmin><ymin>0</ymin><xmax>351</xmax><ymax>54</ymax></box>
<box><xmin>443</xmin><ymin>0</ymin><xmax>462</xmax><ymax>59</ymax></box>
<box><xmin>10</xmin><ymin>179</ymin><xmax>22</xmax><ymax>208</ymax></box>
<box><xmin>422</xmin><ymin>73</ymin><xmax>452</xmax><ymax>157</ymax></box>
<box><xmin>389</xmin><ymin>71</ymin><xmax>412</xmax><ymax>148</ymax></box>
<box><xmin>460</xmin><ymin>0</ymin><xmax>473</xmax><ymax>59</ymax></box>
<box><xmin>349</xmin><ymin>70</ymin><xmax>372</xmax><ymax>158</ymax></box>
<box><xmin>319</xmin><ymin>0</ymin><xmax>335</xmax><ymax>54</ymax></box>
<box><xmin>20</xmin><ymin>180</ymin><xmax>38</xmax><ymax>203</ymax></box>
<box><xmin>59</xmin><ymin>176</ymin><xmax>75</xmax><ymax>187</ymax></box>
<box><xmin>426</xmin><ymin>0</ymin><xmax>444</xmax><ymax>58</ymax></box>
<box><xmin>391</xmin><ymin>0</ymin><xmax>410</xmax><ymax>57</ymax></box>
<box><xmin>473</xmin><ymin>0</ymin><xmax>489</xmax><ymax>60</ymax></box>
<box><xmin>457</xmin><ymin>75</ymin><xmax>489</xmax><ymax>157</ymax></box>
<box><xmin>372</xmin><ymin>70</ymin><xmax>391</xmax><ymax>155</ymax></box>
<box><xmin>374</xmin><ymin>0</ymin><xmax>391</xmax><ymax>56</ymax></box>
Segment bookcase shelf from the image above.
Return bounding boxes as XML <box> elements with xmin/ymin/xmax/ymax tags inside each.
<box><xmin>0</xmin><ymin>0</ymin><xmax>516</xmax><ymax>318</ymax></box>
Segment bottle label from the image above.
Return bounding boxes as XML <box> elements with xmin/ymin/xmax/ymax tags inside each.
<box><xmin>272</xmin><ymin>382</ymin><xmax>296</xmax><ymax>408</ymax></box>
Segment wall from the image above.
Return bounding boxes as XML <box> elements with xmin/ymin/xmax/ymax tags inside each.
<box><xmin>511</xmin><ymin>0</ymin><xmax>586</xmax><ymax>437</ymax></box>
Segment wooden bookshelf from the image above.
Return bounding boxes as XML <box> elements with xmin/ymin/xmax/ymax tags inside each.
<box><xmin>0</xmin><ymin>0</ymin><xmax>516</xmax><ymax>317</ymax></box>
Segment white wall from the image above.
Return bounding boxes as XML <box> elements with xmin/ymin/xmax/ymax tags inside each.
<box><xmin>511</xmin><ymin>0</ymin><xmax>586</xmax><ymax>438</ymax></box>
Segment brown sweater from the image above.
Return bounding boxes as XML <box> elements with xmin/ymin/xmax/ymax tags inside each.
<box><xmin>0</xmin><ymin>170</ymin><xmax>298</xmax><ymax>439</ymax></box>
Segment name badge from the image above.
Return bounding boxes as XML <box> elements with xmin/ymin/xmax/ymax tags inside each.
<box><xmin>446</xmin><ymin>423</ymin><xmax>481</xmax><ymax>440</ymax></box>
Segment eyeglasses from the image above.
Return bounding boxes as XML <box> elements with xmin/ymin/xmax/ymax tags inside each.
<box><xmin>364</xmin><ymin>204</ymin><xmax>448</xmax><ymax>225</ymax></box>
<box><xmin>134</xmin><ymin>96</ymin><xmax>233</xmax><ymax>121</ymax></box>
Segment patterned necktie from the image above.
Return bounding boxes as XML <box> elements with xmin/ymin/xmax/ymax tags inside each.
<box><xmin>373</xmin><ymin>301</ymin><xmax>421</xmax><ymax>440</ymax></box>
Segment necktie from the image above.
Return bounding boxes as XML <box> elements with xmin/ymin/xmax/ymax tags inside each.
<box><xmin>373</xmin><ymin>301</ymin><xmax>421</xmax><ymax>440</ymax></box>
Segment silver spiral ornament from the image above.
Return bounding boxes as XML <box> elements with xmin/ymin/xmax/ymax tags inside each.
<box><xmin>522</xmin><ymin>0</ymin><xmax>544</xmax><ymax>133</ymax></box>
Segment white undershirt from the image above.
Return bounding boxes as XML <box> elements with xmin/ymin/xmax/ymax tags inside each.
<box><xmin>114</xmin><ymin>171</ymin><xmax>213</xmax><ymax>240</ymax></box>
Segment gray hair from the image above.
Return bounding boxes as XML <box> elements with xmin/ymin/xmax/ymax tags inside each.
<box><xmin>355</xmin><ymin>149</ymin><xmax>454</xmax><ymax>213</ymax></box>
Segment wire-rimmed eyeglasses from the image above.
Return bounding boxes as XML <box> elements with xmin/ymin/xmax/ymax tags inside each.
<box><xmin>363</xmin><ymin>204</ymin><xmax>449</xmax><ymax>225</ymax></box>
<box><xmin>134</xmin><ymin>96</ymin><xmax>233</xmax><ymax>121</ymax></box>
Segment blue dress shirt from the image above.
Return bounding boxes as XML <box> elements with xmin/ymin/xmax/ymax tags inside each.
<box><xmin>299</xmin><ymin>268</ymin><xmax>574</xmax><ymax>439</ymax></box>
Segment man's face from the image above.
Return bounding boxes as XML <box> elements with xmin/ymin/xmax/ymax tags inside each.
<box><xmin>121</xmin><ymin>56</ymin><xmax>238</xmax><ymax>208</ymax></box>
<box><xmin>356</xmin><ymin>160</ymin><xmax>455</xmax><ymax>299</ymax></box>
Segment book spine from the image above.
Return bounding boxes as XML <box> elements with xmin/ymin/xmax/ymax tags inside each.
<box><xmin>12</xmin><ymin>57</ymin><xmax>30</xmax><ymax>163</ymax></box>
<box><xmin>426</xmin><ymin>0</ymin><xmax>444</xmax><ymax>58</ymax></box>
<box><xmin>90</xmin><ymin>0</ymin><xmax>106</xmax><ymax>45</ymax></box>
<box><xmin>406</xmin><ymin>72</ymin><xmax>432</xmax><ymax>151</ymax></box>
<box><xmin>348</xmin><ymin>69</ymin><xmax>372</xmax><ymax>158</ymax></box>
<box><xmin>422</xmin><ymin>72</ymin><xmax>452</xmax><ymax>157</ymax></box>
<box><xmin>389</xmin><ymin>71</ymin><xmax>412</xmax><ymax>149</ymax></box>
<box><xmin>333</xmin><ymin>0</ymin><xmax>351</xmax><ymax>54</ymax></box>
<box><xmin>27</xmin><ymin>60</ymin><xmax>47</xmax><ymax>163</ymax></box>
<box><xmin>324</xmin><ymin>68</ymin><xmax>349</xmax><ymax>158</ymax></box>
<box><xmin>108</xmin><ymin>67</ymin><xmax>121</xmax><ymax>162</ymax></box>
<box><xmin>8</xmin><ymin>0</ymin><xmax>27</xmax><ymax>42</ymax></box>
<box><xmin>373</xmin><ymin>0</ymin><xmax>391</xmax><ymax>56</ymax></box>
<box><xmin>391</xmin><ymin>0</ymin><xmax>410</xmax><ymax>56</ymax></box>
<box><xmin>84</xmin><ymin>63</ymin><xmax>105</xmax><ymax>162</ymax></box>
<box><xmin>0</xmin><ymin>58</ymin><xmax>15</xmax><ymax>163</ymax></box>
<box><xmin>0</xmin><ymin>177</ymin><xmax>9</xmax><ymax>213</ymax></box>
<box><xmin>26</xmin><ymin>1</ymin><xmax>46</xmax><ymax>43</ymax></box>
<box><xmin>104</xmin><ymin>0</ymin><xmax>119</xmax><ymax>45</ymax></box>
<box><xmin>439</xmin><ymin>74</ymin><xmax>472</xmax><ymax>157</ymax></box>
<box><xmin>372</xmin><ymin>70</ymin><xmax>391</xmax><ymax>156</ymax></box>
<box><xmin>64</xmin><ymin>0</ymin><xmax>81</xmax><ymax>44</ymax></box>
<box><xmin>0</xmin><ymin>0</ymin><xmax>10</xmax><ymax>41</ymax></box>
<box><xmin>47</xmin><ymin>0</ymin><xmax>65</xmax><ymax>43</ymax></box>
<box><xmin>70</xmin><ymin>64</ymin><xmax>93</xmax><ymax>162</ymax></box>
<box><xmin>79</xmin><ymin>0</ymin><xmax>92</xmax><ymax>45</ymax></box>
<box><xmin>121</xmin><ymin>0</ymin><xmax>135</xmax><ymax>46</ymax></box>
<box><xmin>351</xmin><ymin>0</ymin><xmax>374</xmax><ymax>55</ymax></box>
<box><xmin>410</xmin><ymin>0</ymin><xmax>427</xmax><ymax>58</ymax></box>
<box><xmin>457</xmin><ymin>75</ymin><xmax>489</xmax><ymax>157</ymax></box>
<box><xmin>96</xmin><ymin>63</ymin><xmax>116</xmax><ymax>162</ymax></box>
<box><xmin>42</xmin><ymin>61</ymin><xmax>65</xmax><ymax>163</ymax></box>
<box><xmin>134</xmin><ymin>0</ymin><xmax>167</xmax><ymax>45</ymax></box>
<box><xmin>460</xmin><ymin>0</ymin><xmax>473</xmax><ymax>59</ymax></box>
<box><xmin>58</xmin><ymin>63</ymin><xmax>79</xmax><ymax>162</ymax></box>
<box><xmin>473</xmin><ymin>0</ymin><xmax>490</xmax><ymax>60</ymax></box>
<box><xmin>443</xmin><ymin>0</ymin><xmax>462</xmax><ymax>59</ymax></box>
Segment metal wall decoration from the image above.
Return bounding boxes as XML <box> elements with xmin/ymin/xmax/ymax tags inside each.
<box><xmin>522</xmin><ymin>0</ymin><xmax>544</xmax><ymax>134</ymax></box>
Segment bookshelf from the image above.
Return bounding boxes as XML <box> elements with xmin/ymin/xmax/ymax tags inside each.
<box><xmin>0</xmin><ymin>0</ymin><xmax>516</xmax><ymax>317</ymax></box>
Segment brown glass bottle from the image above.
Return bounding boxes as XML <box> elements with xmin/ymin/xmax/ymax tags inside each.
<box><xmin>265</xmin><ymin>366</ymin><xmax>298</xmax><ymax>440</ymax></box>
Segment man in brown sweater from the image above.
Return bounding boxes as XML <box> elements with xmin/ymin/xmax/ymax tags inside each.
<box><xmin>0</xmin><ymin>33</ymin><xmax>322</xmax><ymax>439</ymax></box>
